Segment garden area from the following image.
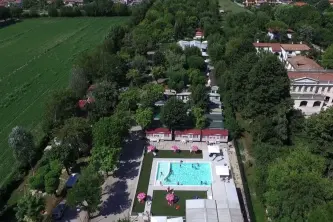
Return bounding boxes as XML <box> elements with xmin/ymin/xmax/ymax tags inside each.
<box><xmin>151</xmin><ymin>191</ymin><xmax>207</xmax><ymax>216</ymax></box>
<box><xmin>132</xmin><ymin>150</ymin><xmax>203</xmax><ymax>214</ymax></box>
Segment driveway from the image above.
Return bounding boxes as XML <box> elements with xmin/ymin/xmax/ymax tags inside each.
<box><xmin>90</xmin><ymin>132</ymin><xmax>145</xmax><ymax>222</ymax></box>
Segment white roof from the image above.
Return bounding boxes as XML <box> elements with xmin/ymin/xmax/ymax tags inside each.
<box><xmin>167</xmin><ymin>217</ymin><xmax>183</xmax><ymax>222</ymax></box>
<box><xmin>208</xmin><ymin>145</ymin><xmax>220</xmax><ymax>154</ymax></box>
<box><xmin>186</xmin><ymin>199</ymin><xmax>219</xmax><ymax>222</ymax></box>
<box><xmin>216</xmin><ymin>165</ymin><xmax>229</xmax><ymax>176</ymax></box>
<box><xmin>151</xmin><ymin>216</ymin><xmax>167</xmax><ymax>222</ymax></box>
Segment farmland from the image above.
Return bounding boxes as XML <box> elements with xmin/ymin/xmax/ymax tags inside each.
<box><xmin>0</xmin><ymin>17</ymin><xmax>129</xmax><ymax>185</ymax></box>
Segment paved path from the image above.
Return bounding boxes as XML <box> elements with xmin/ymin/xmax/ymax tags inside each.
<box><xmin>91</xmin><ymin>132</ymin><xmax>145</xmax><ymax>222</ymax></box>
<box><xmin>228</xmin><ymin>141</ymin><xmax>250</xmax><ymax>221</ymax></box>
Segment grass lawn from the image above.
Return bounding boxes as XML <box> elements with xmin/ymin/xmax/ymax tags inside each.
<box><xmin>0</xmin><ymin>17</ymin><xmax>129</xmax><ymax>186</ymax></box>
<box><xmin>132</xmin><ymin>150</ymin><xmax>203</xmax><ymax>214</ymax></box>
<box><xmin>151</xmin><ymin>191</ymin><xmax>207</xmax><ymax>216</ymax></box>
<box><xmin>219</xmin><ymin>0</ymin><xmax>249</xmax><ymax>13</ymax></box>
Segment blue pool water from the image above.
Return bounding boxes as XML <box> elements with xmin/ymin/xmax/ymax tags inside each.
<box><xmin>156</xmin><ymin>162</ymin><xmax>212</xmax><ymax>185</ymax></box>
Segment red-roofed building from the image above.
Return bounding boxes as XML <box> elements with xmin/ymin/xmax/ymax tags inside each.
<box><xmin>146</xmin><ymin>128</ymin><xmax>172</xmax><ymax>141</ymax></box>
<box><xmin>78</xmin><ymin>100</ymin><xmax>87</xmax><ymax>109</ymax></box>
<box><xmin>288</xmin><ymin>70</ymin><xmax>333</xmax><ymax>115</ymax></box>
<box><xmin>194</xmin><ymin>28</ymin><xmax>204</xmax><ymax>40</ymax></box>
<box><xmin>292</xmin><ymin>1</ymin><xmax>307</xmax><ymax>6</ymax></box>
<box><xmin>201</xmin><ymin>129</ymin><xmax>228</xmax><ymax>143</ymax></box>
<box><xmin>174</xmin><ymin>129</ymin><xmax>201</xmax><ymax>142</ymax></box>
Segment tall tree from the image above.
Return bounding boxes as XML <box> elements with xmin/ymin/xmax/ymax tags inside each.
<box><xmin>8</xmin><ymin>126</ymin><xmax>35</xmax><ymax>169</ymax></box>
<box><xmin>54</xmin><ymin>117</ymin><xmax>91</xmax><ymax>155</ymax></box>
<box><xmin>90</xmin><ymin>146</ymin><xmax>120</xmax><ymax>176</ymax></box>
<box><xmin>322</xmin><ymin>44</ymin><xmax>333</xmax><ymax>69</ymax></box>
<box><xmin>93</xmin><ymin>115</ymin><xmax>129</xmax><ymax>148</ymax></box>
<box><xmin>190</xmin><ymin>84</ymin><xmax>209</xmax><ymax>111</ymax></box>
<box><xmin>135</xmin><ymin>107</ymin><xmax>153</xmax><ymax>129</ymax></box>
<box><xmin>161</xmin><ymin>97</ymin><xmax>188</xmax><ymax>130</ymax></box>
<box><xmin>265</xmin><ymin>148</ymin><xmax>333</xmax><ymax>222</ymax></box>
<box><xmin>140</xmin><ymin>83</ymin><xmax>164</xmax><ymax>108</ymax></box>
<box><xmin>244</xmin><ymin>53</ymin><xmax>291</xmax><ymax>118</ymax></box>
<box><xmin>88</xmin><ymin>81</ymin><xmax>119</xmax><ymax>121</ymax></box>
<box><xmin>69</xmin><ymin>67</ymin><xmax>89</xmax><ymax>98</ymax></box>
<box><xmin>117</xmin><ymin>87</ymin><xmax>140</xmax><ymax>112</ymax></box>
<box><xmin>67</xmin><ymin>165</ymin><xmax>102</xmax><ymax>217</ymax></box>
<box><xmin>15</xmin><ymin>194</ymin><xmax>44</xmax><ymax>222</ymax></box>
<box><xmin>192</xmin><ymin>107</ymin><xmax>206</xmax><ymax>129</ymax></box>
<box><xmin>43</xmin><ymin>89</ymin><xmax>78</xmax><ymax>132</ymax></box>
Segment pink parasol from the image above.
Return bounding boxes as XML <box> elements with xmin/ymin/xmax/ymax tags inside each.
<box><xmin>172</xmin><ymin>146</ymin><xmax>179</xmax><ymax>152</ymax></box>
<box><xmin>191</xmin><ymin>145</ymin><xmax>199</xmax><ymax>152</ymax></box>
<box><xmin>137</xmin><ymin>192</ymin><xmax>146</xmax><ymax>201</ymax></box>
<box><xmin>166</xmin><ymin>193</ymin><xmax>175</xmax><ymax>202</ymax></box>
<box><xmin>147</xmin><ymin>145</ymin><xmax>156</xmax><ymax>153</ymax></box>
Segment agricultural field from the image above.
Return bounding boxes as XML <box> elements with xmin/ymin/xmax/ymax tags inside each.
<box><xmin>0</xmin><ymin>17</ymin><xmax>129</xmax><ymax>185</ymax></box>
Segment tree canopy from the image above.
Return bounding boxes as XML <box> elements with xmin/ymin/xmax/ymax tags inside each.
<box><xmin>161</xmin><ymin>97</ymin><xmax>189</xmax><ymax>130</ymax></box>
<box><xmin>15</xmin><ymin>194</ymin><xmax>44</xmax><ymax>222</ymax></box>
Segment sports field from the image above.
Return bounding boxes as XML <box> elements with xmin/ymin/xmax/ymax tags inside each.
<box><xmin>0</xmin><ymin>17</ymin><xmax>129</xmax><ymax>185</ymax></box>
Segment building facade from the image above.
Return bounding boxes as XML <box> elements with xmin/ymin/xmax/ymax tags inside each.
<box><xmin>174</xmin><ymin>129</ymin><xmax>202</xmax><ymax>142</ymax></box>
<box><xmin>146</xmin><ymin>128</ymin><xmax>172</xmax><ymax>141</ymax></box>
<box><xmin>289</xmin><ymin>71</ymin><xmax>333</xmax><ymax>115</ymax></box>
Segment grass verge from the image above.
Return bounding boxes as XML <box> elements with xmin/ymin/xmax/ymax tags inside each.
<box><xmin>151</xmin><ymin>190</ymin><xmax>207</xmax><ymax>216</ymax></box>
<box><xmin>131</xmin><ymin>150</ymin><xmax>203</xmax><ymax>214</ymax></box>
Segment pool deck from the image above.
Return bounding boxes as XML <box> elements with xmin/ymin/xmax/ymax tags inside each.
<box><xmin>142</xmin><ymin>141</ymin><xmax>241</xmax><ymax>220</ymax></box>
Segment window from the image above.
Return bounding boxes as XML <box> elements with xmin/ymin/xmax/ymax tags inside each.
<box><xmin>309</xmin><ymin>86</ymin><xmax>314</xmax><ymax>92</ymax></box>
<box><xmin>313</xmin><ymin>101</ymin><xmax>321</xmax><ymax>107</ymax></box>
<box><xmin>322</xmin><ymin>87</ymin><xmax>326</xmax><ymax>93</ymax></box>
<box><xmin>325</xmin><ymin>97</ymin><xmax>330</xmax><ymax>102</ymax></box>
<box><xmin>298</xmin><ymin>87</ymin><xmax>302</xmax><ymax>92</ymax></box>
<box><xmin>300</xmin><ymin>101</ymin><xmax>308</xmax><ymax>107</ymax></box>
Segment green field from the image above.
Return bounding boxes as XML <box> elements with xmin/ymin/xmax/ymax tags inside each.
<box><xmin>0</xmin><ymin>17</ymin><xmax>129</xmax><ymax>185</ymax></box>
<box><xmin>219</xmin><ymin>0</ymin><xmax>249</xmax><ymax>13</ymax></box>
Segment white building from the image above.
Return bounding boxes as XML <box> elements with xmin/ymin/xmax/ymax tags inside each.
<box><xmin>253</xmin><ymin>42</ymin><xmax>310</xmax><ymax>62</ymax></box>
<box><xmin>178</xmin><ymin>40</ymin><xmax>209</xmax><ymax>57</ymax></box>
<box><xmin>145</xmin><ymin>128</ymin><xmax>172</xmax><ymax>141</ymax></box>
<box><xmin>289</xmin><ymin>70</ymin><xmax>333</xmax><ymax>115</ymax></box>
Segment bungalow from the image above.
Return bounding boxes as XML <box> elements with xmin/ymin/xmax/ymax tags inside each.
<box><xmin>174</xmin><ymin>129</ymin><xmax>201</xmax><ymax>142</ymax></box>
<box><xmin>145</xmin><ymin>128</ymin><xmax>172</xmax><ymax>141</ymax></box>
<box><xmin>201</xmin><ymin>129</ymin><xmax>228</xmax><ymax>143</ymax></box>
<box><xmin>253</xmin><ymin>42</ymin><xmax>282</xmax><ymax>57</ymax></box>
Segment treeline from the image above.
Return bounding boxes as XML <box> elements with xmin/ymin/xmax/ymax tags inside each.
<box><xmin>209</xmin><ymin>6</ymin><xmax>333</xmax><ymax>222</ymax></box>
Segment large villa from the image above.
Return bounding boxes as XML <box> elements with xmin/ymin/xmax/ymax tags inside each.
<box><xmin>130</xmin><ymin>129</ymin><xmax>245</xmax><ymax>222</ymax></box>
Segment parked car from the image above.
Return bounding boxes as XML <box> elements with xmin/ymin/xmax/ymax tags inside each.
<box><xmin>66</xmin><ymin>173</ymin><xmax>79</xmax><ymax>189</ymax></box>
<box><xmin>52</xmin><ymin>200</ymin><xmax>67</xmax><ymax>220</ymax></box>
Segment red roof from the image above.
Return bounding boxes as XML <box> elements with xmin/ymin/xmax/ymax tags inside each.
<box><xmin>174</xmin><ymin>129</ymin><xmax>201</xmax><ymax>135</ymax></box>
<box><xmin>78</xmin><ymin>100</ymin><xmax>87</xmax><ymax>109</ymax></box>
<box><xmin>280</xmin><ymin>44</ymin><xmax>310</xmax><ymax>51</ymax></box>
<box><xmin>146</xmin><ymin>128</ymin><xmax>171</xmax><ymax>134</ymax></box>
<box><xmin>288</xmin><ymin>71</ymin><xmax>333</xmax><ymax>81</ymax></box>
<box><xmin>293</xmin><ymin>1</ymin><xmax>307</xmax><ymax>6</ymax></box>
<box><xmin>202</xmin><ymin>129</ymin><xmax>228</xmax><ymax>136</ymax></box>
<box><xmin>253</xmin><ymin>43</ymin><xmax>281</xmax><ymax>52</ymax></box>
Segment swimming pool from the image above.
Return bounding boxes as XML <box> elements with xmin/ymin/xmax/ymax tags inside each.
<box><xmin>156</xmin><ymin>162</ymin><xmax>212</xmax><ymax>186</ymax></box>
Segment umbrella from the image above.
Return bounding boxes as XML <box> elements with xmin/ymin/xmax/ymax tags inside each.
<box><xmin>147</xmin><ymin>145</ymin><xmax>156</xmax><ymax>153</ymax></box>
<box><xmin>166</xmin><ymin>193</ymin><xmax>175</xmax><ymax>202</ymax></box>
<box><xmin>137</xmin><ymin>192</ymin><xmax>146</xmax><ymax>202</ymax></box>
<box><xmin>191</xmin><ymin>146</ymin><xmax>199</xmax><ymax>152</ymax></box>
<box><xmin>172</xmin><ymin>146</ymin><xmax>179</xmax><ymax>152</ymax></box>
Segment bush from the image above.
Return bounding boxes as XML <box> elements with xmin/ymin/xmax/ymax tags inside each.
<box><xmin>29</xmin><ymin>164</ymin><xmax>49</xmax><ymax>190</ymax></box>
<box><xmin>44</xmin><ymin>172</ymin><xmax>59</xmax><ymax>194</ymax></box>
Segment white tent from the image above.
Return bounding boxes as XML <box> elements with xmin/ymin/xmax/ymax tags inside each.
<box><xmin>167</xmin><ymin>217</ymin><xmax>183</xmax><ymax>222</ymax></box>
<box><xmin>151</xmin><ymin>216</ymin><xmax>167</xmax><ymax>222</ymax></box>
<box><xmin>208</xmin><ymin>145</ymin><xmax>220</xmax><ymax>154</ymax></box>
<box><xmin>215</xmin><ymin>165</ymin><xmax>229</xmax><ymax>176</ymax></box>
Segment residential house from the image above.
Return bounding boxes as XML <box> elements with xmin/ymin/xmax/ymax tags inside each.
<box><xmin>292</xmin><ymin>1</ymin><xmax>307</xmax><ymax>6</ymax></box>
<box><xmin>285</xmin><ymin>56</ymin><xmax>323</xmax><ymax>71</ymax></box>
<box><xmin>289</xmin><ymin>70</ymin><xmax>333</xmax><ymax>115</ymax></box>
<box><xmin>145</xmin><ymin>128</ymin><xmax>172</xmax><ymax>141</ymax></box>
<box><xmin>201</xmin><ymin>129</ymin><xmax>228</xmax><ymax>143</ymax></box>
<box><xmin>267</xmin><ymin>28</ymin><xmax>294</xmax><ymax>40</ymax></box>
<box><xmin>280</xmin><ymin>43</ymin><xmax>310</xmax><ymax>61</ymax></box>
<box><xmin>194</xmin><ymin>28</ymin><xmax>204</xmax><ymax>40</ymax></box>
<box><xmin>253</xmin><ymin>42</ymin><xmax>310</xmax><ymax>62</ymax></box>
<box><xmin>174</xmin><ymin>129</ymin><xmax>201</xmax><ymax>142</ymax></box>
<box><xmin>178</xmin><ymin>40</ymin><xmax>208</xmax><ymax>57</ymax></box>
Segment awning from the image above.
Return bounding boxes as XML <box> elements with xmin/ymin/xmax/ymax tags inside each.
<box><xmin>208</xmin><ymin>145</ymin><xmax>220</xmax><ymax>154</ymax></box>
<box><xmin>151</xmin><ymin>216</ymin><xmax>167</xmax><ymax>222</ymax></box>
<box><xmin>167</xmin><ymin>217</ymin><xmax>183</xmax><ymax>222</ymax></box>
<box><xmin>216</xmin><ymin>165</ymin><xmax>229</xmax><ymax>176</ymax></box>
